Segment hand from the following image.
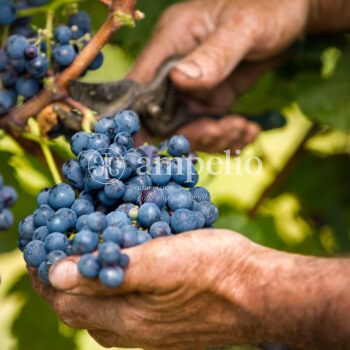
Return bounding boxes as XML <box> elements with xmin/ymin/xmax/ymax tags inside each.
<box><xmin>29</xmin><ymin>228</ymin><xmax>350</xmax><ymax>349</ymax></box>
<box><xmin>29</xmin><ymin>229</ymin><xmax>270</xmax><ymax>349</ymax></box>
<box><xmin>128</xmin><ymin>0</ymin><xmax>310</xmax><ymax>152</ymax></box>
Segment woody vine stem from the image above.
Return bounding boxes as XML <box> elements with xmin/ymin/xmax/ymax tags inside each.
<box><xmin>0</xmin><ymin>0</ymin><xmax>139</xmax><ymax>132</ymax></box>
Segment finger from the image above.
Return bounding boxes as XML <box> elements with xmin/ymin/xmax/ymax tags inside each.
<box><xmin>49</xmin><ymin>233</ymin><xmax>202</xmax><ymax>296</ymax></box>
<box><xmin>172</xmin><ymin>24</ymin><xmax>254</xmax><ymax>90</ymax></box>
<box><xmin>88</xmin><ymin>330</ymin><xmax>134</xmax><ymax>348</ymax></box>
<box><xmin>126</xmin><ymin>3</ymin><xmax>199</xmax><ymax>84</ymax></box>
<box><xmin>49</xmin><ymin>291</ymin><xmax>122</xmax><ymax>330</ymax></box>
<box><xmin>177</xmin><ymin>118</ymin><xmax>223</xmax><ymax>152</ymax></box>
<box><xmin>27</xmin><ymin>266</ymin><xmax>57</xmax><ymax>304</ymax></box>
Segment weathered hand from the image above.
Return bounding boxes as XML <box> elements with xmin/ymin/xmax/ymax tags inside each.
<box><xmin>128</xmin><ymin>0</ymin><xmax>311</xmax><ymax>152</ymax></box>
<box><xmin>29</xmin><ymin>229</ymin><xmax>267</xmax><ymax>349</ymax></box>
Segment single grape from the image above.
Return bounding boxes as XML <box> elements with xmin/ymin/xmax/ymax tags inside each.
<box><xmin>136</xmin><ymin>230</ymin><xmax>152</xmax><ymax>245</ymax></box>
<box><xmin>167</xmin><ymin>189</ymin><xmax>193</xmax><ymax>211</ymax></box>
<box><xmin>33</xmin><ymin>204</ymin><xmax>54</xmax><ymax>227</ymax></box>
<box><xmin>45</xmin><ymin>232</ymin><xmax>68</xmax><ymax>253</ymax></box>
<box><xmin>137</xmin><ymin>203</ymin><xmax>161</xmax><ymax>228</ymax></box>
<box><xmin>56</xmin><ymin>208</ymin><xmax>77</xmax><ymax>229</ymax></box>
<box><xmin>0</xmin><ymin>89</ymin><xmax>17</xmax><ymax>114</ymax></box>
<box><xmin>103</xmin><ymin>226</ymin><xmax>123</xmax><ymax>245</ymax></box>
<box><xmin>76</xmin><ymin>214</ymin><xmax>89</xmax><ymax>231</ymax></box>
<box><xmin>38</xmin><ymin>261</ymin><xmax>50</xmax><ymax>284</ymax></box>
<box><xmin>78</xmin><ymin>254</ymin><xmax>101</xmax><ymax>279</ymax></box>
<box><xmin>0</xmin><ymin>1</ymin><xmax>17</xmax><ymax>26</ymax></box>
<box><xmin>70</xmin><ymin>131</ymin><xmax>90</xmax><ymax>156</ymax></box>
<box><xmin>19</xmin><ymin>214</ymin><xmax>35</xmax><ymax>240</ymax></box>
<box><xmin>99</xmin><ymin>266</ymin><xmax>124</xmax><ymax>288</ymax></box>
<box><xmin>0</xmin><ymin>185</ymin><xmax>17</xmax><ymax>207</ymax></box>
<box><xmin>48</xmin><ymin>183</ymin><xmax>75</xmax><ymax>210</ymax></box>
<box><xmin>37</xmin><ymin>188</ymin><xmax>50</xmax><ymax>205</ymax></box>
<box><xmin>94</xmin><ymin>117</ymin><xmax>115</xmax><ymax>140</ymax></box>
<box><xmin>79</xmin><ymin>149</ymin><xmax>103</xmax><ymax>171</ymax></box>
<box><xmin>15</xmin><ymin>76</ymin><xmax>41</xmax><ymax>99</ymax></box>
<box><xmin>122</xmin><ymin>183</ymin><xmax>142</xmax><ymax>204</ymax></box>
<box><xmin>71</xmin><ymin>199</ymin><xmax>94</xmax><ymax>217</ymax></box>
<box><xmin>53</xmin><ymin>44</ymin><xmax>76</xmax><ymax>66</ymax></box>
<box><xmin>150</xmin><ymin>162</ymin><xmax>171</xmax><ymax>186</ymax></box>
<box><xmin>190</xmin><ymin>187</ymin><xmax>211</xmax><ymax>202</ymax></box>
<box><xmin>104</xmin><ymin>179</ymin><xmax>125</xmax><ymax>200</ymax></box>
<box><xmin>87</xmin><ymin>212</ymin><xmax>107</xmax><ymax>232</ymax></box>
<box><xmin>106</xmin><ymin>211</ymin><xmax>131</xmax><ymax>228</ymax></box>
<box><xmin>33</xmin><ymin>226</ymin><xmax>50</xmax><ymax>241</ymax></box>
<box><xmin>168</xmin><ymin>135</ymin><xmax>190</xmax><ymax>157</ymax></box>
<box><xmin>46</xmin><ymin>250</ymin><xmax>67</xmax><ymax>266</ymax></box>
<box><xmin>0</xmin><ymin>209</ymin><xmax>14</xmax><ymax>231</ymax></box>
<box><xmin>114</xmin><ymin>132</ymin><xmax>133</xmax><ymax>150</ymax></box>
<box><xmin>87</xmin><ymin>133</ymin><xmax>110</xmax><ymax>152</ymax></box>
<box><xmin>72</xmin><ymin>229</ymin><xmax>99</xmax><ymax>254</ymax></box>
<box><xmin>68</xmin><ymin>11</ymin><xmax>92</xmax><ymax>34</ymax></box>
<box><xmin>88</xmin><ymin>51</ymin><xmax>104</xmax><ymax>70</ymax></box>
<box><xmin>6</xmin><ymin>35</ymin><xmax>29</xmax><ymax>59</ymax></box>
<box><xmin>54</xmin><ymin>25</ymin><xmax>72</xmax><ymax>44</ymax></box>
<box><xmin>24</xmin><ymin>240</ymin><xmax>47</xmax><ymax>267</ymax></box>
<box><xmin>193</xmin><ymin>210</ymin><xmax>206</xmax><ymax>229</ymax></box>
<box><xmin>114</xmin><ymin>110</ymin><xmax>140</xmax><ymax>135</ymax></box>
<box><xmin>193</xmin><ymin>201</ymin><xmax>219</xmax><ymax>226</ymax></box>
<box><xmin>98</xmin><ymin>242</ymin><xmax>121</xmax><ymax>265</ymax></box>
<box><xmin>149</xmin><ymin>221</ymin><xmax>171</xmax><ymax>238</ymax></box>
<box><xmin>26</xmin><ymin>55</ymin><xmax>49</xmax><ymax>78</ymax></box>
<box><xmin>170</xmin><ymin>209</ymin><xmax>197</xmax><ymax>233</ymax></box>
<box><xmin>62</xmin><ymin>160</ymin><xmax>85</xmax><ymax>190</ymax></box>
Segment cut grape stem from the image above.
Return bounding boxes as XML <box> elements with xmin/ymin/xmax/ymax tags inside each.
<box><xmin>0</xmin><ymin>0</ymin><xmax>137</xmax><ymax>133</ymax></box>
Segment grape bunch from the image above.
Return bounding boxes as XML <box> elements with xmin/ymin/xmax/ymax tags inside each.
<box><xmin>19</xmin><ymin>110</ymin><xmax>219</xmax><ymax>288</ymax></box>
<box><xmin>0</xmin><ymin>1</ymin><xmax>104</xmax><ymax>114</ymax></box>
<box><xmin>0</xmin><ymin>173</ymin><xmax>17</xmax><ymax>231</ymax></box>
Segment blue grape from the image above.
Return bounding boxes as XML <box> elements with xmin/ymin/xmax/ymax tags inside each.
<box><xmin>106</xmin><ymin>210</ymin><xmax>131</xmax><ymax>227</ymax></box>
<box><xmin>76</xmin><ymin>214</ymin><xmax>89</xmax><ymax>231</ymax></box>
<box><xmin>56</xmin><ymin>208</ymin><xmax>77</xmax><ymax>229</ymax></box>
<box><xmin>79</xmin><ymin>191</ymin><xmax>94</xmax><ymax>203</ymax></box>
<box><xmin>79</xmin><ymin>149</ymin><xmax>103</xmax><ymax>171</ymax></box>
<box><xmin>136</xmin><ymin>230</ymin><xmax>152</xmax><ymax>245</ymax></box>
<box><xmin>150</xmin><ymin>162</ymin><xmax>171</xmax><ymax>186</ymax></box>
<box><xmin>109</xmin><ymin>157</ymin><xmax>132</xmax><ymax>180</ymax></box>
<box><xmin>0</xmin><ymin>209</ymin><xmax>14</xmax><ymax>230</ymax></box>
<box><xmin>0</xmin><ymin>90</ymin><xmax>17</xmax><ymax>114</ymax></box>
<box><xmin>6</xmin><ymin>35</ymin><xmax>29</xmax><ymax>59</ymax></box>
<box><xmin>46</xmin><ymin>250</ymin><xmax>66</xmax><ymax>266</ymax></box>
<box><xmin>33</xmin><ymin>204</ymin><xmax>54</xmax><ymax>227</ymax></box>
<box><xmin>10</xmin><ymin>58</ymin><xmax>26</xmax><ymax>74</ymax></box>
<box><xmin>108</xmin><ymin>143</ymin><xmax>126</xmax><ymax>157</ymax></box>
<box><xmin>16</xmin><ymin>76</ymin><xmax>41</xmax><ymax>99</ymax></box>
<box><xmin>167</xmin><ymin>189</ymin><xmax>193</xmax><ymax>211</ymax></box>
<box><xmin>104</xmin><ymin>179</ymin><xmax>125</xmax><ymax>200</ymax></box>
<box><xmin>160</xmin><ymin>209</ymin><xmax>170</xmax><ymax>224</ymax></box>
<box><xmin>53</xmin><ymin>44</ymin><xmax>76</xmax><ymax>66</ymax></box>
<box><xmin>2</xmin><ymin>70</ymin><xmax>17</xmax><ymax>88</ymax></box>
<box><xmin>38</xmin><ymin>261</ymin><xmax>49</xmax><ymax>284</ymax></box>
<box><xmin>122</xmin><ymin>183</ymin><xmax>141</xmax><ymax>204</ymax></box>
<box><xmin>24</xmin><ymin>44</ymin><xmax>38</xmax><ymax>60</ymax></box>
<box><xmin>54</xmin><ymin>25</ymin><xmax>72</xmax><ymax>44</ymax></box>
<box><xmin>24</xmin><ymin>240</ymin><xmax>47</xmax><ymax>267</ymax></box>
<box><xmin>190</xmin><ymin>187</ymin><xmax>211</xmax><ymax>202</ymax></box>
<box><xmin>128</xmin><ymin>174</ymin><xmax>152</xmax><ymax>189</ymax></box>
<box><xmin>114</xmin><ymin>110</ymin><xmax>140</xmax><ymax>135</ymax></box>
<box><xmin>87</xmin><ymin>133</ymin><xmax>110</xmax><ymax>152</ymax></box>
<box><xmin>48</xmin><ymin>183</ymin><xmax>75</xmax><ymax>209</ymax></box>
<box><xmin>37</xmin><ymin>188</ymin><xmax>50</xmax><ymax>205</ymax></box>
<box><xmin>171</xmin><ymin>158</ymin><xmax>198</xmax><ymax>187</ymax></box>
<box><xmin>138</xmin><ymin>144</ymin><xmax>158</xmax><ymax>159</ymax></box>
<box><xmin>0</xmin><ymin>49</ymin><xmax>9</xmax><ymax>71</ymax></box>
<box><xmin>137</xmin><ymin>203</ymin><xmax>161</xmax><ymax>228</ymax></box>
<box><xmin>114</xmin><ymin>132</ymin><xmax>133</xmax><ymax>149</ymax></box>
<box><xmin>19</xmin><ymin>214</ymin><xmax>35</xmax><ymax>240</ymax></box>
<box><xmin>62</xmin><ymin>160</ymin><xmax>84</xmax><ymax>190</ymax></box>
<box><xmin>88</xmin><ymin>52</ymin><xmax>104</xmax><ymax>70</ymax></box>
<box><xmin>102</xmin><ymin>226</ymin><xmax>123</xmax><ymax>245</ymax></box>
<box><xmin>68</xmin><ymin>11</ymin><xmax>92</xmax><ymax>34</ymax></box>
<box><xmin>194</xmin><ymin>201</ymin><xmax>219</xmax><ymax>226</ymax></box>
<box><xmin>168</xmin><ymin>135</ymin><xmax>190</xmax><ymax>157</ymax></box>
<box><xmin>87</xmin><ymin>211</ymin><xmax>107</xmax><ymax>232</ymax></box>
<box><xmin>70</xmin><ymin>131</ymin><xmax>90</xmax><ymax>156</ymax></box>
<box><xmin>45</xmin><ymin>232</ymin><xmax>68</xmax><ymax>252</ymax></box>
<box><xmin>47</xmin><ymin>212</ymin><xmax>70</xmax><ymax>233</ymax></box>
<box><xmin>139</xmin><ymin>188</ymin><xmax>166</xmax><ymax>208</ymax></box>
<box><xmin>26</xmin><ymin>55</ymin><xmax>49</xmax><ymax>78</ymax></box>
<box><xmin>0</xmin><ymin>185</ymin><xmax>17</xmax><ymax>207</ymax></box>
<box><xmin>71</xmin><ymin>199</ymin><xmax>94</xmax><ymax>217</ymax></box>
<box><xmin>119</xmin><ymin>253</ymin><xmax>129</xmax><ymax>268</ymax></box>
<box><xmin>0</xmin><ymin>2</ymin><xmax>17</xmax><ymax>26</ymax></box>
<box><xmin>97</xmin><ymin>190</ymin><xmax>116</xmax><ymax>206</ymax></box>
<box><xmin>98</xmin><ymin>242</ymin><xmax>121</xmax><ymax>265</ymax></box>
<box><xmin>99</xmin><ymin>266</ymin><xmax>124</xmax><ymax>288</ymax></box>
<box><xmin>72</xmin><ymin>229</ymin><xmax>98</xmax><ymax>254</ymax></box>
<box><xmin>84</xmin><ymin>166</ymin><xmax>108</xmax><ymax>190</ymax></box>
<box><xmin>78</xmin><ymin>254</ymin><xmax>101</xmax><ymax>279</ymax></box>
<box><xmin>94</xmin><ymin>117</ymin><xmax>115</xmax><ymax>140</ymax></box>
<box><xmin>149</xmin><ymin>221</ymin><xmax>171</xmax><ymax>238</ymax></box>
<box><xmin>193</xmin><ymin>210</ymin><xmax>205</xmax><ymax>228</ymax></box>
<box><xmin>170</xmin><ymin>209</ymin><xmax>197</xmax><ymax>233</ymax></box>
<box><xmin>33</xmin><ymin>226</ymin><xmax>50</xmax><ymax>241</ymax></box>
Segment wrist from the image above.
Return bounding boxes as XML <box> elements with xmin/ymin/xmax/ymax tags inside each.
<box><xmin>307</xmin><ymin>0</ymin><xmax>350</xmax><ymax>33</ymax></box>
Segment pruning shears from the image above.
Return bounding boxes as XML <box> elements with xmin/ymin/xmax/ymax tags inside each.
<box><xmin>66</xmin><ymin>56</ymin><xmax>286</xmax><ymax>137</ymax></box>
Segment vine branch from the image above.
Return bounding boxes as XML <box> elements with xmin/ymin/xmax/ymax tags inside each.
<box><xmin>0</xmin><ymin>0</ymin><xmax>137</xmax><ymax>132</ymax></box>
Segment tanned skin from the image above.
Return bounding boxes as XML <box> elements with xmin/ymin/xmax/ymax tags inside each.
<box><xmin>29</xmin><ymin>1</ymin><xmax>350</xmax><ymax>349</ymax></box>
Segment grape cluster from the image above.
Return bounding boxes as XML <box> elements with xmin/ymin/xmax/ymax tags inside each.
<box><xmin>0</xmin><ymin>1</ymin><xmax>104</xmax><ymax>114</ymax></box>
<box><xmin>0</xmin><ymin>173</ymin><xmax>17</xmax><ymax>231</ymax></box>
<box><xmin>19</xmin><ymin>110</ymin><xmax>219</xmax><ymax>288</ymax></box>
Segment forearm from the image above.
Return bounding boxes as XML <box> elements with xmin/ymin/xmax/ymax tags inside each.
<box><xmin>308</xmin><ymin>0</ymin><xmax>350</xmax><ymax>32</ymax></box>
<box><xmin>215</xmin><ymin>243</ymin><xmax>350</xmax><ymax>348</ymax></box>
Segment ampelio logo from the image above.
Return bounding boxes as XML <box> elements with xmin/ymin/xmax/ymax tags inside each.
<box><xmin>86</xmin><ymin>148</ymin><xmax>263</xmax><ymax>185</ymax></box>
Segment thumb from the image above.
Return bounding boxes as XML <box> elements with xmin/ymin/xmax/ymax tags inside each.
<box><xmin>48</xmin><ymin>237</ymin><xmax>177</xmax><ymax>296</ymax></box>
<box><xmin>172</xmin><ymin>26</ymin><xmax>254</xmax><ymax>90</ymax></box>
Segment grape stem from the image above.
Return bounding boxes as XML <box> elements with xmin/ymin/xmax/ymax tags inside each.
<box><xmin>17</xmin><ymin>0</ymin><xmax>83</xmax><ymax>17</ymax></box>
<box><xmin>0</xmin><ymin>0</ymin><xmax>137</xmax><ymax>132</ymax></box>
<box><xmin>40</xmin><ymin>140</ymin><xmax>63</xmax><ymax>184</ymax></box>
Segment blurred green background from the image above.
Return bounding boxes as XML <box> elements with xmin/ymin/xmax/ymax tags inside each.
<box><xmin>0</xmin><ymin>1</ymin><xmax>349</xmax><ymax>350</ymax></box>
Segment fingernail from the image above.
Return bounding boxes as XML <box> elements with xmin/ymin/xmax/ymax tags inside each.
<box><xmin>175</xmin><ymin>61</ymin><xmax>202</xmax><ymax>79</ymax></box>
<box><xmin>49</xmin><ymin>260</ymin><xmax>78</xmax><ymax>290</ymax></box>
